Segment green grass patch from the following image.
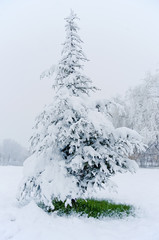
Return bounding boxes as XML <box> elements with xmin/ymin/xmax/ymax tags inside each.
<box><xmin>45</xmin><ymin>198</ymin><xmax>135</xmax><ymax>219</ymax></box>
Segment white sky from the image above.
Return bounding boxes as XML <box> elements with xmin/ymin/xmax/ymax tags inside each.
<box><xmin>1</xmin><ymin>0</ymin><xmax>159</xmax><ymax>148</ymax></box>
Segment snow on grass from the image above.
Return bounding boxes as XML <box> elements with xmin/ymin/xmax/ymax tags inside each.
<box><xmin>0</xmin><ymin>166</ymin><xmax>159</xmax><ymax>240</ymax></box>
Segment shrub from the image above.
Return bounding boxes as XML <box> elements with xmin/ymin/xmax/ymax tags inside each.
<box><xmin>43</xmin><ymin>198</ymin><xmax>135</xmax><ymax>219</ymax></box>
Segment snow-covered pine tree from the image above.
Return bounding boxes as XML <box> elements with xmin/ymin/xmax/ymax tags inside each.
<box><xmin>53</xmin><ymin>10</ymin><xmax>97</xmax><ymax>96</ymax></box>
<box><xmin>18</xmin><ymin>11</ymin><xmax>145</xmax><ymax>208</ymax></box>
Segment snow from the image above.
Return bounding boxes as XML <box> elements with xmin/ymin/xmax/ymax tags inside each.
<box><xmin>1</xmin><ymin>166</ymin><xmax>159</xmax><ymax>240</ymax></box>
<box><xmin>18</xmin><ymin>154</ymin><xmax>78</xmax><ymax>205</ymax></box>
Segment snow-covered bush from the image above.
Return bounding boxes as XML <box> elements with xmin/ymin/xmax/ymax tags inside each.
<box><xmin>18</xmin><ymin>11</ymin><xmax>144</xmax><ymax>208</ymax></box>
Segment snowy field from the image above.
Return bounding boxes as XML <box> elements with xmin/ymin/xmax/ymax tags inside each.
<box><xmin>0</xmin><ymin>166</ymin><xmax>159</xmax><ymax>240</ymax></box>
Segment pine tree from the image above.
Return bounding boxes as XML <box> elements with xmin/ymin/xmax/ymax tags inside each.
<box><xmin>18</xmin><ymin>11</ymin><xmax>144</xmax><ymax>207</ymax></box>
<box><xmin>53</xmin><ymin>10</ymin><xmax>96</xmax><ymax>96</ymax></box>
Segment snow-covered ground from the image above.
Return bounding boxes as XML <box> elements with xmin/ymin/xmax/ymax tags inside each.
<box><xmin>0</xmin><ymin>166</ymin><xmax>159</xmax><ymax>240</ymax></box>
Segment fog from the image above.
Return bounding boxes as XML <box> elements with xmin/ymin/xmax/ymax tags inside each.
<box><xmin>1</xmin><ymin>0</ymin><xmax>159</xmax><ymax>147</ymax></box>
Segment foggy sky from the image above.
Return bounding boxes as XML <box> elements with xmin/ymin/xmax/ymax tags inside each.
<box><xmin>1</xmin><ymin>0</ymin><xmax>159</xmax><ymax>148</ymax></box>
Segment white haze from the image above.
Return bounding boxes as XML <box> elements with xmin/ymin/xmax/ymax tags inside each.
<box><xmin>0</xmin><ymin>0</ymin><xmax>159</xmax><ymax>147</ymax></box>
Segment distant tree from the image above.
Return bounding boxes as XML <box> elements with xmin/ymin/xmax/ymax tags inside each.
<box><xmin>0</xmin><ymin>139</ymin><xmax>29</xmax><ymax>166</ymax></box>
<box><xmin>18</xmin><ymin>11</ymin><xmax>144</xmax><ymax>208</ymax></box>
<box><xmin>110</xmin><ymin>72</ymin><xmax>159</xmax><ymax>167</ymax></box>
<box><xmin>125</xmin><ymin>71</ymin><xmax>159</xmax><ymax>144</ymax></box>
